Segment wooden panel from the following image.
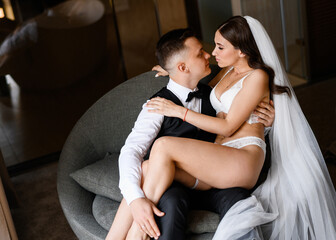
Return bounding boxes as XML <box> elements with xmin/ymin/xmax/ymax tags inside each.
<box><xmin>156</xmin><ymin>0</ymin><xmax>188</xmax><ymax>35</ymax></box>
<box><xmin>0</xmin><ymin>205</ymin><xmax>11</xmax><ymax>240</ymax></box>
<box><xmin>115</xmin><ymin>0</ymin><xmax>160</xmax><ymax>77</ymax></box>
<box><xmin>0</xmin><ymin>178</ymin><xmax>18</xmax><ymax>240</ymax></box>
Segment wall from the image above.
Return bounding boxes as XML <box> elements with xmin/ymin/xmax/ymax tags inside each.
<box><xmin>197</xmin><ymin>0</ymin><xmax>232</xmax><ymax>44</ymax></box>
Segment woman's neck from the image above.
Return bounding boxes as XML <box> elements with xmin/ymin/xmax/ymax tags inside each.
<box><xmin>232</xmin><ymin>63</ymin><xmax>253</xmax><ymax>76</ymax></box>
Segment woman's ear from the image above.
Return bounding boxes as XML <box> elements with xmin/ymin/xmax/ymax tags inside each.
<box><xmin>238</xmin><ymin>50</ymin><xmax>246</xmax><ymax>58</ymax></box>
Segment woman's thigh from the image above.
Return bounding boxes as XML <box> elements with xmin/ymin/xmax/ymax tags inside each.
<box><xmin>153</xmin><ymin>137</ymin><xmax>264</xmax><ymax>189</ymax></box>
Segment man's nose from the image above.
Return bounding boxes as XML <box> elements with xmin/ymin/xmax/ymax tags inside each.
<box><xmin>204</xmin><ymin>51</ymin><xmax>211</xmax><ymax>59</ymax></box>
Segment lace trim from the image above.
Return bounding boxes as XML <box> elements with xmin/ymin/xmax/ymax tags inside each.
<box><xmin>221</xmin><ymin>136</ymin><xmax>266</xmax><ymax>155</ymax></box>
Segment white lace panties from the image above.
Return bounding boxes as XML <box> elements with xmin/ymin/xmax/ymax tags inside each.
<box><xmin>221</xmin><ymin>136</ymin><xmax>266</xmax><ymax>155</ymax></box>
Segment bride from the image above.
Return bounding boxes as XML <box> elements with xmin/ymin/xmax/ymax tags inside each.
<box><xmin>137</xmin><ymin>16</ymin><xmax>336</xmax><ymax>239</ymax></box>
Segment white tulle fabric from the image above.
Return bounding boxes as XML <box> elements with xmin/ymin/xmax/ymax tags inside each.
<box><xmin>213</xmin><ymin>16</ymin><xmax>336</xmax><ymax>240</ymax></box>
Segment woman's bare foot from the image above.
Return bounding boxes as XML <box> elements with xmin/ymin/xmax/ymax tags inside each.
<box><xmin>126</xmin><ymin>221</ymin><xmax>150</xmax><ymax>240</ymax></box>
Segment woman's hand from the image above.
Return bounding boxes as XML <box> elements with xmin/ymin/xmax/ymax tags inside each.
<box><xmin>147</xmin><ymin>97</ymin><xmax>186</xmax><ymax>118</ymax></box>
<box><xmin>152</xmin><ymin>65</ymin><xmax>168</xmax><ymax>77</ymax></box>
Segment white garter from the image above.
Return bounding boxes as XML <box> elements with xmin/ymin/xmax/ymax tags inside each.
<box><xmin>221</xmin><ymin>136</ymin><xmax>266</xmax><ymax>155</ymax></box>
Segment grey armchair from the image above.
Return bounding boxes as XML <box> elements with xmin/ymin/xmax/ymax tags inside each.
<box><xmin>57</xmin><ymin>67</ymin><xmax>221</xmax><ymax>240</ymax></box>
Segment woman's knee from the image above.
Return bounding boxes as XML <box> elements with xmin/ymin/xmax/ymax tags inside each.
<box><xmin>151</xmin><ymin>136</ymin><xmax>174</xmax><ymax>156</ymax></box>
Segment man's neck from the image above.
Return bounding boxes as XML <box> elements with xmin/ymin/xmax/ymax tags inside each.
<box><xmin>170</xmin><ymin>76</ymin><xmax>198</xmax><ymax>90</ymax></box>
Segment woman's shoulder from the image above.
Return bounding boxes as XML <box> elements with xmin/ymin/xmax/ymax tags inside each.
<box><xmin>252</xmin><ymin>68</ymin><xmax>268</xmax><ymax>78</ymax></box>
<box><xmin>242</xmin><ymin>69</ymin><xmax>269</xmax><ymax>93</ymax></box>
<box><xmin>247</xmin><ymin>69</ymin><xmax>269</xmax><ymax>84</ymax></box>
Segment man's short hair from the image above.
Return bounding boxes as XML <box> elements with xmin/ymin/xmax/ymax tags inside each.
<box><xmin>155</xmin><ymin>28</ymin><xmax>195</xmax><ymax>71</ymax></box>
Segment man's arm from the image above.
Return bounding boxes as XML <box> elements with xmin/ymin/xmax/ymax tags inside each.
<box><xmin>118</xmin><ymin>101</ymin><xmax>164</xmax><ymax>205</ymax></box>
<box><xmin>116</xmin><ymin>101</ymin><xmax>165</xmax><ymax>238</ymax></box>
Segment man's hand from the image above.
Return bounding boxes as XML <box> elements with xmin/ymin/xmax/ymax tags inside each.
<box><xmin>254</xmin><ymin>100</ymin><xmax>275</xmax><ymax>127</ymax></box>
<box><xmin>129</xmin><ymin>198</ymin><xmax>165</xmax><ymax>239</ymax></box>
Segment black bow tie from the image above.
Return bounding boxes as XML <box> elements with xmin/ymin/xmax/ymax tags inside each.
<box><xmin>186</xmin><ymin>89</ymin><xmax>204</xmax><ymax>102</ymax></box>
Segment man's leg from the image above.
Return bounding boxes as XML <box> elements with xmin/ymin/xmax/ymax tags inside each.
<box><xmin>196</xmin><ymin>188</ymin><xmax>262</xmax><ymax>240</ymax></box>
<box><xmin>200</xmin><ymin>187</ymin><xmax>250</xmax><ymax>218</ymax></box>
<box><xmin>155</xmin><ymin>182</ymin><xmax>191</xmax><ymax>240</ymax></box>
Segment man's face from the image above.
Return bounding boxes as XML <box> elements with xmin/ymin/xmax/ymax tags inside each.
<box><xmin>184</xmin><ymin>37</ymin><xmax>211</xmax><ymax>80</ymax></box>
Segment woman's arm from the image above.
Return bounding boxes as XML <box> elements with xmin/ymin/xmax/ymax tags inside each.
<box><xmin>147</xmin><ymin>70</ymin><xmax>269</xmax><ymax>137</ymax></box>
<box><xmin>152</xmin><ymin>65</ymin><xmax>168</xmax><ymax>77</ymax></box>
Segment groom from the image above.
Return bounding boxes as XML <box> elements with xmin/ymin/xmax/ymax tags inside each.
<box><xmin>115</xmin><ymin>28</ymin><xmax>274</xmax><ymax>239</ymax></box>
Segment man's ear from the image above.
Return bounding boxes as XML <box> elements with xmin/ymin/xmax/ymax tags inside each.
<box><xmin>177</xmin><ymin>62</ymin><xmax>189</xmax><ymax>73</ymax></box>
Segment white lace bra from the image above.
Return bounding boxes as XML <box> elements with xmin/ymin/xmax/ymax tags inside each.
<box><xmin>210</xmin><ymin>67</ymin><xmax>259</xmax><ymax>124</ymax></box>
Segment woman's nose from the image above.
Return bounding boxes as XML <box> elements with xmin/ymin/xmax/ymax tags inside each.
<box><xmin>212</xmin><ymin>48</ymin><xmax>216</xmax><ymax>56</ymax></box>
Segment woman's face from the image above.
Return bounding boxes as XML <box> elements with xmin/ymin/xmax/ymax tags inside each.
<box><xmin>212</xmin><ymin>30</ymin><xmax>241</xmax><ymax>68</ymax></box>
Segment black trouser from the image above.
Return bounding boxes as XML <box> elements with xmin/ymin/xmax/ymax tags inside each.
<box><xmin>155</xmin><ymin>182</ymin><xmax>250</xmax><ymax>240</ymax></box>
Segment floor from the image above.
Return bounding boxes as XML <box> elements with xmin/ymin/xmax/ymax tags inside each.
<box><xmin>11</xmin><ymin>161</ymin><xmax>77</xmax><ymax>240</ymax></box>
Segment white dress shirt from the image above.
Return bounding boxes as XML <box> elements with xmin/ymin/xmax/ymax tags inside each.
<box><xmin>118</xmin><ymin>78</ymin><xmax>202</xmax><ymax>205</ymax></box>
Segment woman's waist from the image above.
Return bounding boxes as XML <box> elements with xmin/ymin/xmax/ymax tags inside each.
<box><xmin>215</xmin><ymin>124</ymin><xmax>264</xmax><ymax>144</ymax></box>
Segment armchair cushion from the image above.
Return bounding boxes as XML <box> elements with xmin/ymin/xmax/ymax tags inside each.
<box><xmin>70</xmin><ymin>152</ymin><xmax>122</xmax><ymax>202</ymax></box>
<box><xmin>92</xmin><ymin>195</ymin><xmax>119</xmax><ymax>231</ymax></box>
<box><xmin>92</xmin><ymin>194</ymin><xmax>218</xmax><ymax>236</ymax></box>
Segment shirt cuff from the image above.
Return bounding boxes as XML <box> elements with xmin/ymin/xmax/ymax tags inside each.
<box><xmin>122</xmin><ymin>185</ymin><xmax>146</xmax><ymax>205</ymax></box>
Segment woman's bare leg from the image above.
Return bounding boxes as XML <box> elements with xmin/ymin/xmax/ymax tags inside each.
<box><xmin>142</xmin><ymin>136</ymin><xmax>264</xmax><ymax>203</ymax></box>
<box><xmin>174</xmin><ymin>167</ymin><xmax>211</xmax><ymax>190</ymax></box>
<box><xmin>106</xmin><ymin>162</ymin><xmax>150</xmax><ymax>240</ymax></box>
<box><xmin>105</xmin><ymin>198</ymin><xmax>133</xmax><ymax>240</ymax></box>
